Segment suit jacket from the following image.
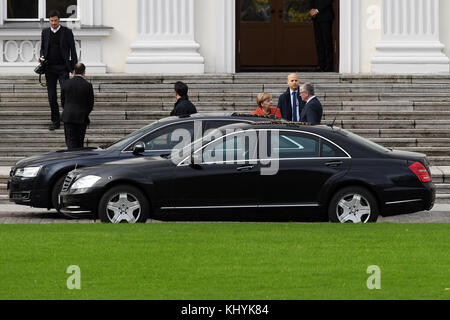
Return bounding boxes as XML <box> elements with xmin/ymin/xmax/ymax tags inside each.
<box><xmin>170</xmin><ymin>96</ymin><xmax>197</xmax><ymax>117</ymax></box>
<box><xmin>277</xmin><ymin>88</ymin><xmax>306</xmax><ymax>121</ymax></box>
<box><xmin>300</xmin><ymin>97</ymin><xmax>323</xmax><ymax>125</ymax></box>
<box><xmin>310</xmin><ymin>0</ymin><xmax>335</xmax><ymax>22</ymax></box>
<box><xmin>61</xmin><ymin>76</ymin><xmax>94</xmax><ymax>125</ymax></box>
<box><xmin>40</xmin><ymin>26</ymin><xmax>78</xmax><ymax>72</ymax></box>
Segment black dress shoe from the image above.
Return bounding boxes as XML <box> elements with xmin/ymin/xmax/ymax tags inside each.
<box><xmin>49</xmin><ymin>123</ymin><xmax>60</xmax><ymax>131</ymax></box>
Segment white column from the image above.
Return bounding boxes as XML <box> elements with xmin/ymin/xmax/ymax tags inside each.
<box><xmin>371</xmin><ymin>0</ymin><xmax>449</xmax><ymax>73</ymax></box>
<box><xmin>215</xmin><ymin>0</ymin><xmax>235</xmax><ymax>74</ymax></box>
<box><xmin>339</xmin><ymin>0</ymin><xmax>360</xmax><ymax>73</ymax></box>
<box><xmin>126</xmin><ymin>0</ymin><xmax>204</xmax><ymax>74</ymax></box>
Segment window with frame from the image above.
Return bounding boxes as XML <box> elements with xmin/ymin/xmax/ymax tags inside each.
<box><xmin>127</xmin><ymin>122</ymin><xmax>195</xmax><ymax>152</ymax></box>
<box><xmin>201</xmin><ymin>132</ymin><xmax>258</xmax><ymax>164</ymax></box>
<box><xmin>6</xmin><ymin>0</ymin><xmax>78</xmax><ymax>20</ymax></box>
<box><xmin>277</xmin><ymin>131</ymin><xmax>320</xmax><ymax>159</ymax></box>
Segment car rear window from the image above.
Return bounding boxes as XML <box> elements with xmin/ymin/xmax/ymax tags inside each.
<box><xmin>340</xmin><ymin>129</ymin><xmax>390</xmax><ymax>153</ymax></box>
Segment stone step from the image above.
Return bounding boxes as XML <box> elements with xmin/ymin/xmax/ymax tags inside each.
<box><xmin>340</xmin><ymin>120</ymin><xmax>450</xmax><ymax>129</ymax></box>
<box><xmin>370</xmin><ymin>138</ymin><xmax>450</xmax><ymax>148</ymax></box>
<box><xmin>3</xmin><ymin>92</ymin><xmax>450</xmax><ymax>104</ymax></box>
<box><xmin>350</xmin><ymin>129</ymin><xmax>450</xmax><ymax>139</ymax></box>
<box><xmin>0</xmin><ymin>195</ymin><xmax>9</xmax><ymax>204</ymax></box>
<box><xmin>436</xmin><ymin>184</ymin><xmax>450</xmax><ymax>193</ymax></box>
<box><xmin>0</xmin><ymin>157</ymin><xmax>22</xmax><ymax>166</ymax></box>
<box><xmin>436</xmin><ymin>194</ymin><xmax>450</xmax><ymax>204</ymax></box>
<box><xmin>323</xmin><ymin>111</ymin><xmax>450</xmax><ymax>120</ymax></box>
<box><xmin>2</xmin><ymin>119</ymin><xmax>450</xmax><ymax>130</ymax></box>
<box><xmin>0</xmin><ymin>119</ymin><xmax>151</xmax><ymax>129</ymax></box>
<box><xmin>4</xmin><ymin>109</ymin><xmax>450</xmax><ymax>121</ymax></box>
<box><xmin>394</xmin><ymin>147</ymin><xmax>450</xmax><ymax>156</ymax></box>
<box><xmin>7</xmin><ymin>81</ymin><xmax>450</xmax><ymax>94</ymax></box>
<box><xmin>3</xmin><ymin>73</ymin><xmax>450</xmax><ymax>85</ymax></box>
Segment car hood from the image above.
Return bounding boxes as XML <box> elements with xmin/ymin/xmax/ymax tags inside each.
<box><xmin>14</xmin><ymin>148</ymin><xmax>109</xmax><ymax>168</ymax></box>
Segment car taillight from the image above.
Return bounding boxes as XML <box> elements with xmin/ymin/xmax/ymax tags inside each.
<box><xmin>409</xmin><ymin>162</ymin><xmax>431</xmax><ymax>183</ymax></box>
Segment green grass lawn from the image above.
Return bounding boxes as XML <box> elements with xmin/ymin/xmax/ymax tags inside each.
<box><xmin>0</xmin><ymin>223</ymin><xmax>448</xmax><ymax>300</ymax></box>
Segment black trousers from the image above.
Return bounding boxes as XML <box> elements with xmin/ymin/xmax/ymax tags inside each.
<box><xmin>45</xmin><ymin>64</ymin><xmax>69</xmax><ymax>126</ymax></box>
<box><xmin>64</xmin><ymin>122</ymin><xmax>87</xmax><ymax>150</ymax></box>
<box><xmin>313</xmin><ymin>19</ymin><xmax>334</xmax><ymax>72</ymax></box>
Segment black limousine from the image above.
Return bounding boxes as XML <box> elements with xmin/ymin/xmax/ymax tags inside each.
<box><xmin>59</xmin><ymin>122</ymin><xmax>435</xmax><ymax>223</ymax></box>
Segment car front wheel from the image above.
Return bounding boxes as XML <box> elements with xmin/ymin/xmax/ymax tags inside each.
<box><xmin>98</xmin><ymin>185</ymin><xmax>149</xmax><ymax>223</ymax></box>
<box><xmin>328</xmin><ymin>186</ymin><xmax>379</xmax><ymax>223</ymax></box>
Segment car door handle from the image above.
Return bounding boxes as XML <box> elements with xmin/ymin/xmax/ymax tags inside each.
<box><xmin>325</xmin><ymin>161</ymin><xmax>343</xmax><ymax>168</ymax></box>
<box><xmin>237</xmin><ymin>165</ymin><xmax>254</xmax><ymax>172</ymax></box>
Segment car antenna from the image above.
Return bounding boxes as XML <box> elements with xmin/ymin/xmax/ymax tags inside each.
<box><xmin>328</xmin><ymin>117</ymin><xmax>337</xmax><ymax>128</ymax></box>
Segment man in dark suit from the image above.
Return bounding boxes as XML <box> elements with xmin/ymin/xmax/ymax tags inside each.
<box><xmin>309</xmin><ymin>0</ymin><xmax>335</xmax><ymax>72</ymax></box>
<box><xmin>61</xmin><ymin>63</ymin><xmax>94</xmax><ymax>150</ymax></box>
<box><xmin>277</xmin><ymin>73</ymin><xmax>305</xmax><ymax>122</ymax></box>
<box><xmin>40</xmin><ymin>10</ymin><xmax>78</xmax><ymax>131</ymax></box>
<box><xmin>170</xmin><ymin>81</ymin><xmax>197</xmax><ymax>117</ymax></box>
<box><xmin>299</xmin><ymin>83</ymin><xmax>323</xmax><ymax>125</ymax></box>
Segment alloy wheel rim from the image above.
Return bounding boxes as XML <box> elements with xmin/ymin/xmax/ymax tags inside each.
<box><xmin>106</xmin><ymin>192</ymin><xmax>141</xmax><ymax>223</ymax></box>
<box><xmin>336</xmin><ymin>193</ymin><xmax>371</xmax><ymax>223</ymax></box>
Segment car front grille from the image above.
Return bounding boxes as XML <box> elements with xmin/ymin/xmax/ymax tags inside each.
<box><xmin>61</xmin><ymin>174</ymin><xmax>77</xmax><ymax>193</ymax></box>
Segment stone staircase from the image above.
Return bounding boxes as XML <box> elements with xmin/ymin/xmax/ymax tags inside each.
<box><xmin>0</xmin><ymin>73</ymin><xmax>449</xmax><ymax>204</ymax></box>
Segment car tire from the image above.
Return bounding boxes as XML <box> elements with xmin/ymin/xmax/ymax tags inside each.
<box><xmin>98</xmin><ymin>185</ymin><xmax>149</xmax><ymax>223</ymax></box>
<box><xmin>328</xmin><ymin>186</ymin><xmax>379</xmax><ymax>223</ymax></box>
<box><xmin>51</xmin><ymin>174</ymin><xmax>67</xmax><ymax>214</ymax></box>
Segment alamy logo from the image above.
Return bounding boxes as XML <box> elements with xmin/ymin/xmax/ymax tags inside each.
<box><xmin>366</xmin><ymin>265</ymin><xmax>381</xmax><ymax>290</ymax></box>
<box><xmin>170</xmin><ymin>121</ymin><xmax>280</xmax><ymax>176</ymax></box>
<box><xmin>66</xmin><ymin>265</ymin><xmax>81</xmax><ymax>290</ymax></box>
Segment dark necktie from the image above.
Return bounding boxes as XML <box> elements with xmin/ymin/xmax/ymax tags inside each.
<box><xmin>292</xmin><ymin>92</ymin><xmax>298</xmax><ymax>122</ymax></box>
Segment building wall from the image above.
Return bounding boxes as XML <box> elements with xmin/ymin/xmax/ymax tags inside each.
<box><xmin>102</xmin><ymin>0</ymin><xmax>136</xmax><ymax>73</ymax></box>
<box><xmin>97</xmin><ymin>0</ymin><xmax>450</xmax><ymax>74</ymax></box>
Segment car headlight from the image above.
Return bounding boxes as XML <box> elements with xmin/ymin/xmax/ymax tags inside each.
<box><xmin>15</xmin><ymin>166</ymin><xmax>42</xmax><ymax>178</ymax></box>
<box><xmin>70</xmin><ymin>175</ymin><xmax>102</xmax><ymax>190</ymax></box>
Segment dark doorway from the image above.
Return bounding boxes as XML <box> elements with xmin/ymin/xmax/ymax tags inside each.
<box><xmin>236</xmin><ymin>0</ymin><xmax>339</xmax><ymax>72</ymax></box>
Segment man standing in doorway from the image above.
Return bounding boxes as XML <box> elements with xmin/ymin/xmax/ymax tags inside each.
<box><xmin>277</xmin><ymin>73</ymin><xmax>305</xmax><ymax>122</ymax></box>
<box><xmin>309</xmin><ymin>0</ymin><xmax>335</xmax><ymax>72</ymax></box>
<box><xmin>40</xmin><ymin>10</ymin><xmax>78</xmax><ymax>131</ymax></box>
<box><xmin>61</xmin><ymin>63</ymin><xmax>94</xmax><ymax>150</ymax></box>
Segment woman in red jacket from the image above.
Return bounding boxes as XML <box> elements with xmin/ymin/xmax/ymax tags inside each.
<box><xmin>252</xmin><ymin>92</ymin><xmax>282</xmax><ymax>119</ymax></box>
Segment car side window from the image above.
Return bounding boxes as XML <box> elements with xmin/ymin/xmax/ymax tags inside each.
<box><xmin>127</xmin><ymin>122</ymin><xmax>194</xmax><ymax>152</ymax></box>
<box><xmin>276</xmin><ymin>131</ymin><xmax>319</xmax><ymax>159</ymax></box>
<box><xmin>322</xmin><ymin>140</ymin><xmax>347</xmax><ymax>158</ymax></box>
<box><xmin>200</xmin><ymin>131</ymin><xmax>257</xmax><ymax>164</ymax></box>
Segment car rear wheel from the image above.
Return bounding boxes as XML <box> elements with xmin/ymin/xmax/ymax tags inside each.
<box><xmin>328</xmin><ymin>186</ymin><xmax>379</xmax><ymax>223</ymax></box>
<box><xmin>98</xmin><ymin>185</ymin><xmax>149</xmax><ymax>223</ymax></box>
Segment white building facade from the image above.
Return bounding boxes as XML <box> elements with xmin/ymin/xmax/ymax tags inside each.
<box><xmin>0</xmin><ymin>0</ymin><xmax>449</xmax><ymax>74</ymax></box>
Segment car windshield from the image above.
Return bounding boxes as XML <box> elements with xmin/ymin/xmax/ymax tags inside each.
<box><xmin>105</xmin><ymin>122</ymin><xmax>159</xmax><ymax>151</ymax></box>
<box><xmin>340</xmin><ymin>129</ymin><xmax>390</xmax><ymax>153</ymax></box>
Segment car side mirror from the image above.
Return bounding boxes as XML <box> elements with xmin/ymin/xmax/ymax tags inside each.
<box><xmin>133</xmin><ymin>142</ymin><xmax>145</xmax><ymax>155</ymax></box>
